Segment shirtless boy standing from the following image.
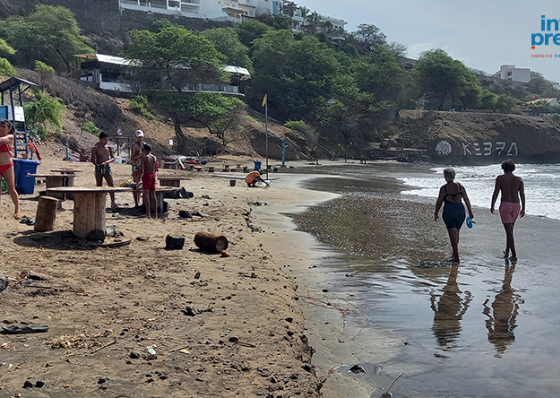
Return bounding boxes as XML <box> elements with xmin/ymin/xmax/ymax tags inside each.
<box><xmin>491</xmin><ymin>159</ymin><xmax>525</xmax><ymax>261</ymax></box>
<box><xmin>91</xmin><ymin>132</ymin><xmax>117</xmax><ymax>208</ymax></box>
<box><xmin>139</xmin><ymin>143</ymin><xmax>158</xmax><ymax>218</ymax></box>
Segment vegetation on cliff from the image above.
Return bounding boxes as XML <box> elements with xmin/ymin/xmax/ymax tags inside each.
<box><xmin>2</xmin><ymin>3</ymin><xmax>560</xmax><ymax>158</ymax></box>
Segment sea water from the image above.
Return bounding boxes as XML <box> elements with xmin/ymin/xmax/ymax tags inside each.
<box><xmin>400</xmin><ymin>163</ymin><xmax>560</xmax><ymax>219</ymax></box>
<box><xmin>286</xmin><ymin>162</ymin><xmax>560</xmax><ymax>398</ymax></box>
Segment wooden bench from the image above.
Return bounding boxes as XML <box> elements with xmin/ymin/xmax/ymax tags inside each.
<box><xmin>158</xmin><ymin>176</ymin><xmax>191</xmax><ymax>188</ymax></box>
<box><xmin>47</xmin><ymin>187</ymin><xmax>133</xmax><ymax>239</ymax></box>
<box><xmin>30</xmin><ymin>173</ymin><xmax>77</xmax><ymax>200</ymax></box>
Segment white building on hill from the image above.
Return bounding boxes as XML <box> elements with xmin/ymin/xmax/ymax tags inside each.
<box><xmin>118</xmin><ymin>0</ymin><xmax>282</xmax><ymax>23</ymax></box>
<box><xmin>499</xmin><ymin>65</ymin><xmax>531</xmax><ymax>83</ymax></box>
<box><xmin>78</xmin><ymin>53</ymin><xmax>251</xmax><ymax>95</ymax></box>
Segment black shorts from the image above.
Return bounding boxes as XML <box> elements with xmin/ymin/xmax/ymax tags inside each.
<box><xmin>95</xmin><ymin>164</ymin><xmax>111</xmax><ymax>178</ymax></box>
<box><xmin>442</xmin><ymin>202</ymin><xmax>465</xmax><ymax>229</ymax></box>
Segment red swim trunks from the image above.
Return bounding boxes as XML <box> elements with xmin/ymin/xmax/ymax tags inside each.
<box><xmin>142</xmin><ymin>172</ymin><xmax>157</xmax><ymax>191</ymax></box>
<box><xmin>499</xmin><ymin>202</ymin><xmax>521</xmax><ymax>224</ymax></box>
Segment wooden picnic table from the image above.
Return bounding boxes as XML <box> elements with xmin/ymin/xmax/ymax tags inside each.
<box><xmin>47</xmin><ymin>187</ymin><xmax>132</xmax><ymax>239</ymax></box>
<box><xmin>30</xmin><ymin>173</ymin><xmax>77</xmax><ymax>189</ymax></box>
<box><xmin>158</xmin><ymin>176</ymin><xmax>191</xmax><ymax>187</ymax></box>
<box><xmin>51</xmin><ymin>169</ymin><xmax>83</xmax><ymax>174</ymax></box>
<box><xmin>153</xmin><ymin>187</ymin><xmax>180</xmax><ymax>213</ymax></box>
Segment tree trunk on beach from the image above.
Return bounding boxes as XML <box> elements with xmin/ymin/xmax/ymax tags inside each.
<box><xmin>174</xmin><ymin>118</ymin><xmax>187</xmax><ymax>155</ymax></box>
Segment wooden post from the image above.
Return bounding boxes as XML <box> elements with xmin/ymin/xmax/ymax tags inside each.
<box><xmin>73</xmin><ymin>192</ymin><xmax>106</xmax><ymax>238</ymax></box>
<box><xmin>34</xmin><ymin>196</ymin><xmax>58</xmax><ymax>232</ymax></box>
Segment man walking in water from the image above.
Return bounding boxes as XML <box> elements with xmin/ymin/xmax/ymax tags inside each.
<box><xmin>491</xmin><ymin>160</ymin><xmax>525</xmax><ymax>261</ymax></box>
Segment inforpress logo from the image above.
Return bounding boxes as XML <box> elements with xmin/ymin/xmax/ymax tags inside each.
<box><xmin>531</xmin><ymin>15</ymin><xmax>560</xmax><ymax>49</ymax></box>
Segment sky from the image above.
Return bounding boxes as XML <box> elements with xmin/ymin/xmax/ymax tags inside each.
<box><xmin>298</xmin><ymin>0</ymin><xmax>560</xmax><ymax>82</ymax></box>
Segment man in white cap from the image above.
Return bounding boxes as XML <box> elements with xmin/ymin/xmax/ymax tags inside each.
<box><xmin>131</xmin><ymin>130</ymin><xmax>146</xmax><ymax>207</ymax></box>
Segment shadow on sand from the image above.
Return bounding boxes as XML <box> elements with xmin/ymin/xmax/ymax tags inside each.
<box><xmin>12</xmin><ymin>230</ymin><xmax>99</xmax><ymax>251</ymax></box>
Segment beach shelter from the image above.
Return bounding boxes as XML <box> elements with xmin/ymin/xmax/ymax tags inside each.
<box><xmin>0</xmin><ymin>77</ymin><xmax>39</xmax><ymax>158</ymax></box>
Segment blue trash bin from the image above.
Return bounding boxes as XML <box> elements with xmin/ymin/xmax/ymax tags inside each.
<box><xmin>13</xmin><ymin>159</ymin><xmax>40</xmax><ymax>195</ymax></box>
<box><xmin>253</xmin><ymin>160</ymin><xmax>262</xmax><ymax>171</ymax></box>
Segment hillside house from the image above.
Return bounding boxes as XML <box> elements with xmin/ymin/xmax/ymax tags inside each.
<box><xmin>118</xmin><ymin>0</ymin><xmax>282</xmax><ymax>22</ymax></box>
<box><xmin>499</xmin><ymin>65</ymin><xmax>531</xmax><ymax>84</ymax></box>
<box><xmin>77</xmin><ymin>53</ymin><xmax>250</xmax><ymax>95</ymax></box>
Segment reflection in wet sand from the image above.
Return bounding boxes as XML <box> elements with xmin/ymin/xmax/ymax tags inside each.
<box><xmin>431</xmin><ymin>264</ymin><xmax>472</xmax><ymax>347</ymax></box>
<box><xmin>483</xmin><ymin>262</ymin><xmax>523</xmax><ymax>357</ymax></box>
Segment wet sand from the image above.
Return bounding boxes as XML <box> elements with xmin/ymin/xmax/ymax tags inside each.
<box><xmin>277</xmin><ymin>167</ymin><xmax>560</xmax><ymax>398</ymax></box>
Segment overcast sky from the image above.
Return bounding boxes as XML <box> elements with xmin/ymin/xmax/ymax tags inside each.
<box><xmin>299</xmin><ymin>0</ymin><xmax>560</xmax><ymax>82</ymax></box>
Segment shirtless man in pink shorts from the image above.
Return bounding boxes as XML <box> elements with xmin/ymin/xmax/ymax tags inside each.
<box><xmin>491</xmin><ymin>159</ymin><xmax>525</xmax><ymax>261</ymax></box>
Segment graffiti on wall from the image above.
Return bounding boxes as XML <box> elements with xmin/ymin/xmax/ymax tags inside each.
<box><xmin>435</xmin><ymin>140</ymin><xmax>518</xmax><ymax>157</ymax></box>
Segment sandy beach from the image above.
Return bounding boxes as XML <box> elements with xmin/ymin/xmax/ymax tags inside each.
<box><xmin>0</xmin><ymin>149</ymin><xmax>330</xmax><ymax>397</ymax></box>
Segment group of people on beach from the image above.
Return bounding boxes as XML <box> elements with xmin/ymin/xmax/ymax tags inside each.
<box><xmin>434</xmin><ymin>159</ymin><xmax>525</xmax><ymax>262</ymax></box>
<box><xmin>91</xmin><ymin>129</ymin><xmax>159</xmax><ymax>217</ymax></box>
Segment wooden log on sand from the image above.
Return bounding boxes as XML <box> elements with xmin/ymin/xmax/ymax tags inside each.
<box><xmin>194</xmin><ymin>231</ymin><xmax>228</xmax><ymax>253</ymax></box>
<box><xmin>34</xmin><ymin>196</ymin><xmax>58</xmax><ymax>232</ymax></box>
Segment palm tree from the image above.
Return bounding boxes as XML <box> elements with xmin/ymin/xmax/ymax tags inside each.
<box><xmin>305</xmin><ymin>11</ymin><xmax>322</xmax><ymax>32</ymax></box>
<box><xmin>282</xmin><ymin>1</ymin><xmax>297</xmax><ymax>17</ymax></box>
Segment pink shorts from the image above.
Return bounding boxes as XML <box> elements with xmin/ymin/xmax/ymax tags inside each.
<box><xmin>499</xmin><ymin>202</ymin><xmax>521</xmax><ymax>224</ymax></box>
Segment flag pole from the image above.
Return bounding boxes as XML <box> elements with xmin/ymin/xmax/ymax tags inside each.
<box><xmin>263</xmin><ymin>93</ymin><xmax>269</xmax><ymax>180</ymax></box>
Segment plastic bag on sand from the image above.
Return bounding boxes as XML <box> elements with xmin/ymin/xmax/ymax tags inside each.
<box><xmin>255</xmin><ymin>181</ymin><xmax>269</xmax><ymax>188</ymax></box>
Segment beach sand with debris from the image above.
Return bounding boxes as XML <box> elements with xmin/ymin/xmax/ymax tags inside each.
<box><xmin>0</xmin><ymin>149</ymin><xmax>331</xmax><ymax>397</ymax></box>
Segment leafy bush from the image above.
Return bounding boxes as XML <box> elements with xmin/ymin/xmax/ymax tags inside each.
<box><xmin>130</xmin><ymin>95</ymin><xmax>155</xmax><ymax>120</ymax></box>
<box><xmin>0</xmin><ymin>57</ymin><xmax>16</xmax><ymax>76</ymax></box>
<box><xmin>552</xmin><ymin>114</ymin><xmax>560</xmax><ymax>123</ymax></box>
<box><xmin>82</xmin><ymin>120</ymin><xmax>101</xmax><ymax>135</ymax></box>
<box><xmin>24</xmin><ymin>90</ymin><xmax>66</xmax><ymax>139</ymax></box>
<box><xmin>284</xmin><ymin>120</ymin><xmax>307</xmax><ymax>132</ymax></box>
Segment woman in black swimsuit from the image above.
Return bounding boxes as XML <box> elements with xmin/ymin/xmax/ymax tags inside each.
<box><xmin>434</xmin><ymin>167</ymin><xmax>474</xmax><ymax>262</ymax></box>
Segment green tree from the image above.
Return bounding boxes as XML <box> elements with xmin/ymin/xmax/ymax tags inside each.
<box><xmin>0</xmin><ymin>38</ymin><xmax>15</xmax><ymax>55</ymax></box>
<box><xmin>0</xmin><ymin>37</ymin><xmax>16</xmax><ymax>77</ymax></box>
<box><xmin>235</xmin><ymin>19</ymin><xmax>272</xmax><ymax>47</ymax></box>
<box><xmin>24</xmin><ymin>90</ymin><xmax>65</xmax><ymax>139</ymax></box>
<box><xmin>527</xmin><ymin>71</ymin><xmax>559</xmax><ymax>98</ymax></box>
<box><xmin>189</xmin><ymin>92</ymin><xmax>245</xmax><ymax>148</ymax></box>
<box><xmin>351</xmin><ymin>24</ymin><xmax>387</xmax><ymax>53</ymax></box>
<box><xmin>257</xmin><ymin>14</ymin><xmax>292</xmax><ymax>30</ymax></box>
<box><xmin>413</xmin><ymin>49</ymin><xmax>480</xmax><ymax>110</ymax></box>
<box><xmin>305</xmin><ymin>12</ymin><xmax>322</xmax><ymax>32</ymax></box>
<box><xmin>34</xmin><ymin>61</ymin><xmax>55</xmax><ymax>90</ymax></box>
<box><xmin>0</xmin><ymin>57</ymin><xmax>15</xmax><ymax>76</ymax></box>
<box><xmin>250</xmin><ymin>31</ymin><xmax>340</xmax><ymax>120</ymax></box>
<box><xmin>125</xmin><ymin>25</ymin><xmax>228</xmax><ymax>152</ymax></box>
<box><xmin>0</xmin><ymin>5</ymin><xmax>93</xmax><ymax>73</ymax></box>
<box><xmin>202</xmin><ymin>27</ymin><xmax>252</xmax><ymax>71</ymax></box>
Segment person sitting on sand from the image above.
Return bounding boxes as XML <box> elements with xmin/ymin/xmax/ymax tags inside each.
<box><xmin>0</xmin><ymin>119</ymin><xmax>19</xmax><ymax>217</ymax></box>
<box><xmin>434</xmin><ymin>167</ymin><xmax>474</xmax><ymax>263</ymax></box>
<box><xmin>491</xmin><ymin>159</ymin><xmax>525</xmax><ymax>261</ymax></box>
<box><xmin>139</xmin><ymin>143</ymin><xmax>158</xmax><ymax>218</ymax></box>
<box><xmin>91</xmin><ymin>132</ymin><xmax>117</xmax><ymax>208</ymax></box>
<box><xmin>245</xmin><ymin>170</ymin><xmax>268</xmax><ymax>187</ymax></box>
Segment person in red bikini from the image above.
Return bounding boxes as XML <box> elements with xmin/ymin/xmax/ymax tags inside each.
<box><xmin>0</xmin><ymin>119</ymin><xmax>19</xmax><ymax>217</ymax></box>
<box><xmin>139</xmin><ymin>143</ymin><xmax>158</xmax><ymax>218</ymax></box>
<box><xmin>491</xmin><ymin>159</ymin><xmax>525</xmax><ymax>261</ymax></box>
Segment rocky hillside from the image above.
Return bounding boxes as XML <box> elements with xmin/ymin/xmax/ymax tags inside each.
<box><xmin>398</xmin><ymin>110</ymin><xmax>560</xmax><ymax>164</ymax></box>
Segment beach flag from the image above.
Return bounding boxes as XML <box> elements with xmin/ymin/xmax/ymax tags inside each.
<box><xmin>117</xmin><ymin>125</ymin><xmax>122</xmax><ymax>136</ymax></box>
<box><xmin>262</xmin><ymin>94</ymin><xmax>267</xmax><ymax>107</ymax></box>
